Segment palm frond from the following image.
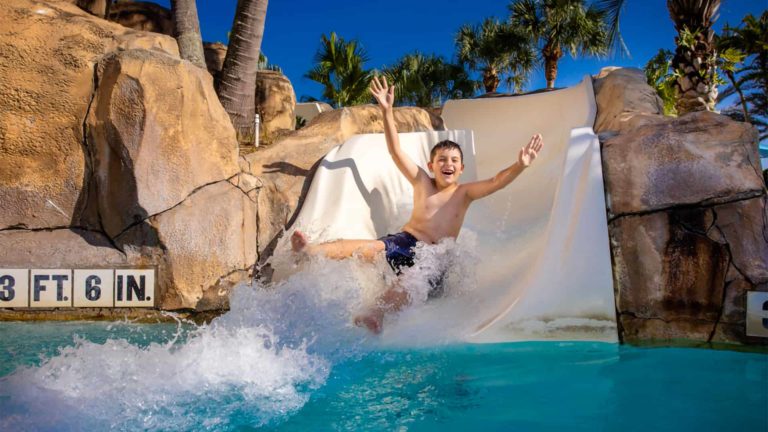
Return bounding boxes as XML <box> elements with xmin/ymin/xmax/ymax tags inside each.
<box><xmin>593</xmin><ymin>0</ymin><xmax>629</xmax><ymax>57</ymax></box>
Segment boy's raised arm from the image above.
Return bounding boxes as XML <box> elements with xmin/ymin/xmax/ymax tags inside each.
<box><xmin>464</xmin><ymin>134</ymin><xmax>543</xmax><ymax>201</ymax></box>
<box><xmin>370</xmin><ymin>76</ymin><xmax>422</xmax><ymax>184</ymax></box>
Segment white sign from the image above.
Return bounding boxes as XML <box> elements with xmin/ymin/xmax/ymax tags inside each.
<box><xmin>30</xmin><ymin>269</ymin><xmax>72</xmax><ymax>307</ymax></box>
<box><xmin>0</xmin><ymin>269</ymin><xmax>29</xmax><ymax>308</ymax></box>
<box><xmin>115</xmin><ymin>269</ymin><xmax>155</xmax><ymax>307</ymax></box>
<box><xmin>0</xmin><ymin>269</ymin><xmax>155</xmax><ymax>308</ymax></box>
<box><xmin>746</xmin><ymin>291</ymin><xmax>768</xmax><ymax>338</ymax></box>
<box><xmin>73</xmin><ymin>269</ymin><xmax>114</xmax><ymax>307</ymax></box>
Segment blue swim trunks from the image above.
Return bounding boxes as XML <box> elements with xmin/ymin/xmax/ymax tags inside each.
<box><xmin>378</xmin><ymin>231</ymin><xmax>445</xmax><ymax>298</ymax></box>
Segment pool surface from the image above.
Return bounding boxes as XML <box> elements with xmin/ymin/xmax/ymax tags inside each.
<box><xmin>1</xmin><ymin>321</ymin><xmax>766</xmax><ymax>431</ymax></box>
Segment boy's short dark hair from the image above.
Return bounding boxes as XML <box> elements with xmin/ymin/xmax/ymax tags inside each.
<box><xmin>430</xmin><ymin>140</ymin><xmax>463</xmax><ymax>163</ymax></box>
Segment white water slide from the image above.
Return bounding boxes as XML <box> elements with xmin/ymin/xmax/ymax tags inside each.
<box><xmin>281</xmin><ymin>76</ymin><xmax>617</xmax><ymax>343</ymax></box>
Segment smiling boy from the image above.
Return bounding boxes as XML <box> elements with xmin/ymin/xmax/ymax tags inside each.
<box><xmin>291</xmin><ymin>76</ymin><xmax>543</xmax><ymax>333</ymax></box>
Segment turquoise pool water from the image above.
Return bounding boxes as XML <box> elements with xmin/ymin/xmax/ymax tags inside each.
<box><xmin>1</xmin><ymin>321</ymin><xmax>766</xmax><ymax>431</ymax></box>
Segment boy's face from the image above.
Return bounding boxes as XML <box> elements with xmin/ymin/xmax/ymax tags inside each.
<box><xmin>428</xmin><ymin>148</ymin><xmax>464</xmax><ymax>187</ymax></box>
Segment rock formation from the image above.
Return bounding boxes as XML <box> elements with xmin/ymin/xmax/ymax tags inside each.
<box><xmin>0</xmin><ymin>0</ymin><xmax>253</xmax><ymax>312</ymax></box>
<box><xmin>255</xmin><ymin>70</ymin><xmax>296</xmax><ymax>144</ymax></box>
<box><xmin>106</xmin><ymin>0</ymin><xmax>173</xmax><ymax>35</ymax></box>
<box><xmin>594</xmin><ymin>67</ymin><xmax>768</xmax><ymax>345</ymax></box>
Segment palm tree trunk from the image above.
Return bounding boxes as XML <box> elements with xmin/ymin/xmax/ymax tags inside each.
<box><xmin>543</xmin><ymin>43</ymin><xmax>562</xmax><ymax>89</ymax></box>
<box><xmin>672</xmin><ymin>30</ymin><xmax>717</xmax><ymax>114</ymax></box>
<box><xmin>483</xmin><ymin>68</ymin><xmax>500</xmax><ymax>93</ymax></box>
<box><xmin>216</xmin><ymin>0</ymin><xmax>269</xmax><ymax>145</ymax></box>
<box><xmin>170</xmin><ymin>0</ymin><xmax>206</xmax><ymax>69</ymax></box>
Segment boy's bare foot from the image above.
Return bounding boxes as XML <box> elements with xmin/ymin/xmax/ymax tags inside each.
<box><xmin>354</xmin><ymin>308</ymin><xmax>384</xmax><ymax>334</ymax></box>
<box><xmin>291</xmin><ymin>230</ymin><xmax>308</xmax><ymax>253</ymax></box>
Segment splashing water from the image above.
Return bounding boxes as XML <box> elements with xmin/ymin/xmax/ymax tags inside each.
<box><xmin>0</xmin><ymin>237</ymin><xmax>480</xmax><ymax>430</ymax></box>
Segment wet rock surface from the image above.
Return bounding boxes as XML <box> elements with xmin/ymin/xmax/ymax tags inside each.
<box><xmin>596</xmin><ymin>67</ymin><xmax>768</xmax><ymax>346</ymax></box>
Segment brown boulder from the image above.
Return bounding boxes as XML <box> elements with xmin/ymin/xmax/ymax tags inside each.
<box><xmin>72</xmin><ymin>0</ymin><xmax>109</xmax><ymax>17</ymax></box>
<box><xmin>203</xmin><ymin>41</ymin><xmax>227</xmax><ymax>79</ymax></box>
<box><xmin>87</xmin><ymin>48</ymin><xmax>239</xmax><ymax>238</ymax></box>
<box><xmin>107</xmin><ymin>0</ymin><xmax>173</xmax><ymax>35</ymax></box>
<box><xmin>592</xmin><ymin>67</ymin><xmax>664</xmax><ymax>134</ymax></box>
<box><xmin>116</xmin><ymin>181</ymin><xmax>257</xmax><ymax>310</ymax></box>
<box><xmin>711</xmin><ymin>196</ymin><xmax>768</xmax><ymax>285</ymax></box>
<box><xmin>245</xmin><ymin>105</ymin><xmax>443</xmax><ymax>261</ymax></box>
<box><xmin>0</xmin><ymin>0</ymin><xmax>177</xmax><ymax>231</ymax></box>
<box><xmin>602</xmin><ymin>111</ymin><xmax>764</xmax><ymax>217</ymax></box>
<box><xmin>598</xmin><ymin>69</ymin><xmax>768</xmax><ymax>345</ymax></box>
<box><xmin>256</xmin><ymin>70</ymin><xmax>296</xmax><ymax>144</ymax></box>
<box><xmin>0</xmin><ymin>228</ymin><xmax>127</xmax><ymax>268</ymax></box>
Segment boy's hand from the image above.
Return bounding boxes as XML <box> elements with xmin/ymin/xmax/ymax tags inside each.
<box><xmin>370</xmin><ymin>75</ymin><xmax>394</xmax><ymax>111</ymax></box>
<box><xmin>518</xmin><ymin>134</ymin><xmax>543</xmax><ymax>167</ymax></box>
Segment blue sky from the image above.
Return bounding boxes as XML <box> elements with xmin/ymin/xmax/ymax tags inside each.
<box><xmin>158</xmin><ymin>0</ymin><xmax>766</xmax><ymax>105</ymax></box>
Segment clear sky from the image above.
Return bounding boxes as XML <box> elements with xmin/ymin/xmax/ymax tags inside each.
<box><xmin>157</xmin><ymin>0</ymin><xmax>766</xmax><ymax>105</ymax></box>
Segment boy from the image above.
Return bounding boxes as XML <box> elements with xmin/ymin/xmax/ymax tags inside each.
<box><xmin>291</xmin><ymin>76</ymin><xmax>543</xmax><ymax>333</ymax></box>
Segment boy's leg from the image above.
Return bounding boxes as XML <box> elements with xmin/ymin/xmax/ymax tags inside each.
<box><xmin>353</xmin><ymin>279</ymin><xmax>410</xmax><ymax>334</ymax></box>
<box><xmin>291</xmin><ymin>230</ymin><xmax>385</xmax><ymax>262</ymax></box>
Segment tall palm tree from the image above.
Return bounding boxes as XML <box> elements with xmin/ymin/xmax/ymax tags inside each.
<box><xmin>304</xmin><ymin>32</ymin><xmax>372</xmax><ymax>108</ymax></box>
<box><xmin>717</xmin><ymin>12</ymin><xmax>768</xmax><ymax>141</ymax></box>
<box><xmin>216</xmin><ymin>0</ymin><xmax>269</xmax><ymax>144</ymax></box>
<box><xmin>385</xmin><ymin>53</ymin><xmax>477</xmax><ymax>107</ymax></box>
<box><xmin>170</xmin><ymin>0</ymin><xmax>206</xmax><ymax>69</ymax></box>
<box><xmin>666</xmin><ymin>0</ymin><xmax>721</xmax><ymax>114</ymax></box>
<box><xmin>455</xmin><ymin>18</ymin><xmax>536</xmax><ymax>93</ymax></box>
<box><xmin>509</xmin><ymin>0</ymin><xmax>608</xmax><ymax>90</ymax></box>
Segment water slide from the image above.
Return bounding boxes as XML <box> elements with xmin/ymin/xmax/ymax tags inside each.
<box><xmin>279</xmin><ymin>76</ymin><xmax>617</xmax><ymax>343</ymax></box>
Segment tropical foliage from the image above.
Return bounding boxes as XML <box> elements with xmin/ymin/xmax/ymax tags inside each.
<box><xmin>509</xmin><ymin>0</ymin><xmax>608</xmax><ymax>89</ymax></box>
<box><xmin>717</xmin><ymin>12</ymin><xmax>768</xmax><ymax>141</ymax></box>
<box><xmin>305</xmin><ymin>32</ymin><xmax>373</xmax><ymax>108</ymax></box>
<box><xmin>593</xmin><ymin>0</ymin><xmax>629</xmax><ymax>56</ymax></box>
<box><xmin>455</xmin><ymin>18</ymin><xmax>536</xmax><ymax>93</ymax></box>
<box><xmin>644</xmin><ymin>49</ymin><xmax>677</xmax><ymax>116</ymax></box>
<box><xmin>385</xmin><ymin>53</ymin><xmax>476</xmax><ymax>107</ymax></box>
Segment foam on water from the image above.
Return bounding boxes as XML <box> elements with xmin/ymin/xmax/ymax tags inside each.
<box><xmin>0</xmin><ymin>238</ymin><xmax>480</xmax><ymax>430</ymax></box>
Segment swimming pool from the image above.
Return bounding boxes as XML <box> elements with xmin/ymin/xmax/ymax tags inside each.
<box><xmin>1</xmin><ymin>320</ymin><xmax>765</xmax><ymax>431</ymax></box>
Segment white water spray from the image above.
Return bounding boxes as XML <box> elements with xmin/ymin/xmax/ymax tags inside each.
<box><xmin>0</xmin><ymin>238</ymin><xmax>480</xmax><ymax>430</ymax></box>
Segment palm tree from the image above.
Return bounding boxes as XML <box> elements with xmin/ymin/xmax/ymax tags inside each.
<box><xmin>717</xmin><ymin>12</ymin><xmax>768</xmax><ymax>140</ymax></box>
<box><xmin>455</xmin><ymin>18</ymin><xmax>536</xmax><ymax>93</ymax></box>
<box><xmin>597</xmin><ymin>1</ymin><xmax>723</xmax><ymax>115</ymax></box>
<box><xmin>304</xmin><ymin>32</ymin><xmax>372</xmax><ymax>108</ymax></box>
<box><xmin>666</xmin><ymin>0</ymin><xmax>721</xmax><ymax>114</ymax></box>
<box><xmin>385</xmin><ymin>53</ymin><xmax>477</xmax><ymax>107</ymax></box>
<box><xmin>170</xmin><ymin>0</ymin><xmax>206</xmax><ymax>69</ymax></box>
<box><xmin>216</xmin><ymin>0</ymin><xmax>269</xmax><ymax>144</ymax></box>
<box><xmin>509</xmin><ymin>0</ymin><xmax>608</xmax><ymax>90</ymax></box>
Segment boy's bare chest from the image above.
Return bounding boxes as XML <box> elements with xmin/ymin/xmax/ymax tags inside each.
<box><xmin>416</xmin><ymin>187</ymin><xmax>466</xmax><ymax>216</ymax></box>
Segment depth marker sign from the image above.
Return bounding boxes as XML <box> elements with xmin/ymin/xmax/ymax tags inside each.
<box><xmin>0</xmin><ymin>269</ymin><xmax>155</xmax><ymax>308</ymax></box>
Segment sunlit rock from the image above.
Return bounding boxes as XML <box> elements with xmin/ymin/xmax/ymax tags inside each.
<box><xmin>87</xmin><ymin>48</ymin><xmax>239</xmax><ymax>238</ymax></box>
